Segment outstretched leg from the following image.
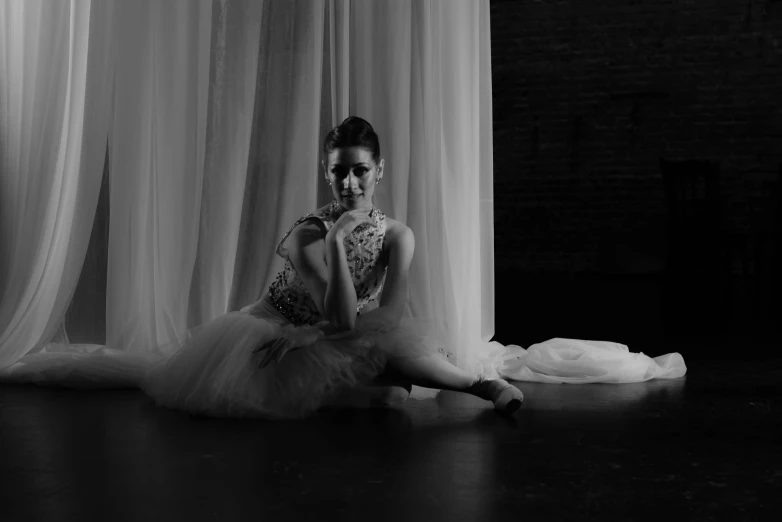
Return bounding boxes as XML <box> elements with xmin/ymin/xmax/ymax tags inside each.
<box><xmin>327</xmin><ymin>355</ymin><xmax>522</xmax><ymax>413</ymax></box>
<box><xmin>385</xmin><ymin>353</ymin><xmax>474</xmax><ymax>390</ymax></box>
<box><xmin>384</xmin><ymin>353</ymin><xmax>523</xmax><ymax>414</ymax></box>
<box><xmin>327</xmin><ymin>373</ymin><xmax>413</xmax><ymax>408</ymax></box>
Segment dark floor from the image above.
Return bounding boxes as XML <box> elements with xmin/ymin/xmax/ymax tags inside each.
<box><xmin>1</xmin><ymin>356</ymin><xmax>781</xmax><ymax>522</ymax></box>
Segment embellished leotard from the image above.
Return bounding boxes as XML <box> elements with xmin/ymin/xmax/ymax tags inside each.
<box><xmin>253</xmin><ymin>199</ymin><xmax>389</xmax><ymax>325</ymax></box>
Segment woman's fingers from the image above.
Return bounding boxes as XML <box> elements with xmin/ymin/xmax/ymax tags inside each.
<box><xmin>336</xmin><ymin>210</ymin><xmax>377</xmax><ymax>234</ymax></box>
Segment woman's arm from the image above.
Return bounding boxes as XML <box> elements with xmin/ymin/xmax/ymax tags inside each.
<box><xmin>323</xmin><ymin>226</ymin><xmax>358</xmax><ymax>330</ymax></box>
<box><xmin>354</xmin><ymin>224</ymin><xmax>415</xmax><ymax>330</ymax></box>
<box><xmin>286</xmin><ymin>209</ymin><xmax>376</xmax><ymax>331</ymax></box>
<box><xmin>286</xmin><ymin>220</ymin><xmax>357</xmax><ymax>331</ymax></box>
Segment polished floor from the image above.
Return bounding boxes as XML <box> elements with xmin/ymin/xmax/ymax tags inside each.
<box><xmin>1</xmin><ymin>357</ymin><xmax>780</xmax><ymax>522</ymax></box>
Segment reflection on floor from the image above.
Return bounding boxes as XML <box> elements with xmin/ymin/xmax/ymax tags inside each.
<box><xmin>1</xmin><ymin>358</ymin><xmax>780</xmax><ymax>521</ymax></box>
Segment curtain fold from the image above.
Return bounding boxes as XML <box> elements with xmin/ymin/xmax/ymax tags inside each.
<box><xmin>106</xmin><ymin>0</ymin><xmax>212</xmax><ymax>354</ymax></box>
<box><xmin>229</xmin><ymin>0</ymin><xmax>329</xmax><ymax>311</ymax></box>
<box><xmin>0</xmin><ymin>0</ymin><xmax>496</xmax><ymax>385</ymax></box>
<box><xmin>0</xmin><ymin>0</ymin><xmax>115</xmax><ymax>368</ymax></box>
<box><xmin>350</xmin><ymin>0</ymin><xmax>495</xmax><ymax>371</ymax></box>
<box><xmin>186</xmin><ymin>0</ymin><xmax>264</xmax><ymax>327</ymax></box>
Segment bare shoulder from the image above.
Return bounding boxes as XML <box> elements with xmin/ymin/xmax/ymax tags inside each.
<box><xmin>384</xmin><ymin>217</ymin><xmax>414</xmax><ymax>252</ymax></box>
<box><xmin>289</xmin><ymin>217</ymin><xmax>327</xmax><ymax>243</ymax></box>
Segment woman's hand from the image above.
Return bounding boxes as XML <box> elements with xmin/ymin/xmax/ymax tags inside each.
<box><xmin>326</xmin><ymin>209</ymin><xmax>377</xmax><ymax>243</ymax></box>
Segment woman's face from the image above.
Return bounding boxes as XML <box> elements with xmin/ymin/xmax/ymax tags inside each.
<box><xmin>323</xmin><ymin>146</ymin><xmax>384</xmax><ymax>211</ymax></box>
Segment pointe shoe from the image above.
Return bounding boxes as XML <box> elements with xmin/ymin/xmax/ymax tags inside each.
<box><xmin>467</xmin><ymin>377</ymin><xmax>524</xmax><ymax>415</ymax></box>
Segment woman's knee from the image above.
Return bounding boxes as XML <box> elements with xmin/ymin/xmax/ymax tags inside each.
<box><xmin>328</xmin><ymin>381</ymin><xmax>412</xmax><ymax>409</ymax></box>
<box><xmin>371</xmin><ymin>383</ymin><xmax>412</xmax><ymax>407</ymax></box>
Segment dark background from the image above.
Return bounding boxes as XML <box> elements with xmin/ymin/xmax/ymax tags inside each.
<box><xmin>489</xmin><ymin>0</ymin><xmax>781</xmax><ymax>359</ymax></box>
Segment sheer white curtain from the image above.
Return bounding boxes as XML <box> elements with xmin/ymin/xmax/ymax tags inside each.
<box><xmin>229</xmin><ymin>0</ymin><xmax>332</xmax><ymax>313</ymax></box>
<box><xmin>107</xmin><ymin>0</ymin><xmax>213</xmax><ymax>354</ymax></box>
<box><xmin>349</xmin><ymin>0</ymin><xmax>496</xmax><ymax>373</ymax></box>
<box><xmin>0</xmin><ymin>0</ymin><xmax>115</xmax><ymax>368</ymax></box>
<box><xmin>188</xmin><ymin>0</ymin><xmax>264</xmax><ymax>326</ymax></box>
<box><xmin>0</xmin><ymin>0</ymin><xmax>497</xmax><ymax>386</ymax></box>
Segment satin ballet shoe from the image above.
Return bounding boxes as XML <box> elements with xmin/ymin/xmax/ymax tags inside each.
<box><xmin>466</xmin><ymin>377</ymin><xmax>524</xmax><ymax>415</ymax></box>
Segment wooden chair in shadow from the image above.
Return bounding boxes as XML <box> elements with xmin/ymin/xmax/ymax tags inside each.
<box><xmin>659</xmin><ymin>158</ymin><xmax>726</xmax><ymax>338</ymax></box>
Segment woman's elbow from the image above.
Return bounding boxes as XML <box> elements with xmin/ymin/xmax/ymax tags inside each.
<box><xmin>387</xmin><ymin>304</ymin><xmax>405</xmax><ymax>329</ymax></box>
<box><xmin>385</xmin><ymin>312</ymin><xmax>403</xmax><ymax>330</ymax></box>
<box><xmin>323</xmin><ymin>298</ymin><xmax>358</xmax><ymax>332</ymax></box>
<box><xmin>334</xmin><ymin>321</ymin><xmax>356</xmax><ymax>333</ymax></box>
<box><xmin>327</xmin><ymin>314</ymin><xmax>356</xmax><ymax>332</ymax></box>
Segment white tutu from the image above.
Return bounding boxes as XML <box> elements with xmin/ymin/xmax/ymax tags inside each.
<box><xmin>140</xmin><ymin>297</ymin><xmax>440</xmax><ymax>418</ymax></box>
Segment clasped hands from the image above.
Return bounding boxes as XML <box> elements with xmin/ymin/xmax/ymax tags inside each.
<box><xmin>325</xmin><ymin>207</ymin><xmax>377</xmax><ymax>243</ymax></box>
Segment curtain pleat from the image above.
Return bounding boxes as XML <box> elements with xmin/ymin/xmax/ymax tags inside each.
<box><xmin>106</xmin><ymin>0</ymin><xmax>212</xmax><ymax>353</ymax></box>
<box><xmin>229</xmin><ymin>0</ymin><xmax>329</xmax><ymax>310</ymax></box>
<box><xmin>350</xmin><ymin>0</ymin><xmax>495</xmax><ymax>371</ymax></box>
<box><xmin>0</xmin><ymin>0</ymin><xmax>114</xmax><ymax>368</ymax></box>
<box><xmin>187</xmin><ymin>0</ymin><xmax>264</xmax><ymax>327</ymax></box>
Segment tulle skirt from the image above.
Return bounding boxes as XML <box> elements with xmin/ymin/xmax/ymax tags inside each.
<box><xmin>140</xmin><ymin>296</ymin><xmax>440</xmax><ymax>419</ymax></box>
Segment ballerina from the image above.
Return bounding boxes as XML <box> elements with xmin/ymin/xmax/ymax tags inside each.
<box><xmin>141</xmin><ymin>116</ymin><xmax>524</xmax><ymax>419</ymax></box>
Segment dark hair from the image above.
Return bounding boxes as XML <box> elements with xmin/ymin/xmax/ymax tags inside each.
<box><xmin>323</xmin><ymin>116</ymin><xmax>381</xmax><ymax>163</ymax></box>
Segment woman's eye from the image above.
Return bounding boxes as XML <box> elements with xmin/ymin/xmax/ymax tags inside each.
<box><xmin>330</xmin><ymin>167</ymin><xmax>368</xmax><ymax>176</ymax></box>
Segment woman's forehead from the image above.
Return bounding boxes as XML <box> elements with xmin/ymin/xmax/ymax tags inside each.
<box><xmin>327</xmin><ymin>147</ymin><xmax>374</xmax><ymax>164</ymax></box>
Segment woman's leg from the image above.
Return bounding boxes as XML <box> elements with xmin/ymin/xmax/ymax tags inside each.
<box><xmin>326</xmin><ymin>373</ymin><xmax>413</xmax><ymax>408</ymax></box>
<box><xmin>385</xmin><ymin>354</ymin><xmax>524</xmax><ymax>413</ymax></box>
<box><xmin>327</xmin><ymin>355</ymin><xmax>523</xmax><ymax>412</ymax></box>
<box><xmin>385</xmin><ymin>354</ymin><xmax>474</xmax><ymax>391</ymax></box>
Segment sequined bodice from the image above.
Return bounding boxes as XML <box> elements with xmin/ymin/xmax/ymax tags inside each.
<box><xmin>266</xmin><ymin>200</ymin><xmax>388</xmax><ymax>326</ymax></box>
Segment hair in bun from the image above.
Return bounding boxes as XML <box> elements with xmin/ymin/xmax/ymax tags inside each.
<box><xmin>323</xmin><ymin>116</ymin><xmax>380</xmax><ymax>163</ymax></box>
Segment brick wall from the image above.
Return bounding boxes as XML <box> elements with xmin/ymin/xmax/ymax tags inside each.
<box><xmin>490</xmin><ymin>0</ymin><xmax>782</xmax><ymax>273</ymax></box>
